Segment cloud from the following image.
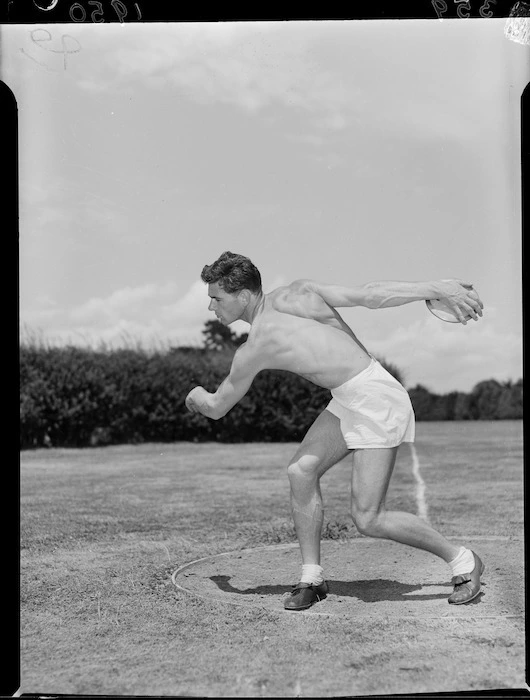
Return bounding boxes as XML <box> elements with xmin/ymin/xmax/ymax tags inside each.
<box><xmin>61</xmin><ymin>18</ymin><xmax>506</xmax><ymax>168</ymax></box>
<box><xmin>70</xmin><ymin>23</ymin><xmax>355</xmax><ymax>130</ymax></box>
<box><xmin>22</xmin><ymin>279</ymin><xmax>228</xmax><ymax>348</ymax></box>
<box><xmin>366</xmin><ymin>315</ymin><xmax>522</xmax><ymax>393</ymax></box>
<box><xmin>71</xmin><ymin>282</ymin><xmax>179</xmax><ymax>325</ymax></box>
<box><xmin>21</xmin><ymin>273</ymin><xmax>292</xmax><ymax>349</ymax></box>
<box><xmin>22</xmin><ymin>280</ymin><xmax>194</xmax><ymax>347</ymax></box>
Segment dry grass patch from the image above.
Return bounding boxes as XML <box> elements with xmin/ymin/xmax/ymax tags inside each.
<box><xmin>20</xmin><ymin>423</ymin><xmax>525</xmax><ymax>696</ymax></box>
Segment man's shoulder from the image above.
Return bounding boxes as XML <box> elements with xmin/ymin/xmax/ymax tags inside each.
<box><xmin>287</xmin><ymin>278</ymin><xmax>314</xmax><ymax>291</ymax></box>
<box><xmin>262</xmin><ymin>281</ymin><xmax>329</xmax><ymax>323</ymax></box>
<box><xmin>268</xmin><ymin>279</ymin><xmax>314</xmax><ymax>298</ymax></box>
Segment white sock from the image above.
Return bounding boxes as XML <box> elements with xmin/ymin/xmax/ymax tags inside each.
<box><xmin>300</xmin><ymin>564</ymin><xmax>324</xmax><ymax>586</ymax></box>
<box><xmin>448</xmin><ymin>547</ymin><xmax>475</xmax><ymax>577</ymax></box>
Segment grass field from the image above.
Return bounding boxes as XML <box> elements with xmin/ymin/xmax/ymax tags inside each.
<box><xmin>19</xmin><ymin>421</ymin><xmax>525</xmax><ymax>697</ymax></box>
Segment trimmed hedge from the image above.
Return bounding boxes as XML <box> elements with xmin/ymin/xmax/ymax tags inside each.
<box><xmin>20</xmin><ymin>345</ymin><xmax>331</xmax><ymax>448</ymax></box>
<box><xmin>20</xmin><ymin>344</ymin><xmax>521</xmax><ymax>449</ymax></box>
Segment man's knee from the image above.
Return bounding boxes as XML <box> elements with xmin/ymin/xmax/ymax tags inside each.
<box><xmin>351</xmin><ymin>507</ymin><xmax>385</xmax><ymax>537</ymax></box>
<box><xmin>287</xmin><ymin>455</ymin><xmax>322</xmax><ymax>484</ymax></box>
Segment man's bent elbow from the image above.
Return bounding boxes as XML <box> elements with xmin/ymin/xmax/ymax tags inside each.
<box><xmin>208</xmin><ymin>404</ymin><xmax>228</xmax><ymax>421</ymax></box>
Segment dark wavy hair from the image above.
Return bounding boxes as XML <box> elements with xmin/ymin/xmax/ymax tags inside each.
<box><xmin>201</xmin><ymin>251</ymin><xmax>262</xmax><ymax>294</ymax></box>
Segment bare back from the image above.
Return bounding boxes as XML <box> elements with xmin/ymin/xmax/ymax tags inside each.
<box><xmin>246</xmin><ymin>281</ymin><xmax>372</xmax><ymax>389</ymax></box>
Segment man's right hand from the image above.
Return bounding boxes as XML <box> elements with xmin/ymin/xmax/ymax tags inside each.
<box><xmin>434</xmin><ymin>279</ymin><xmax>484</xmax><ymax>324</ymax></box>
<box><xmin>185</xmin><ymin>386</ymin><xmax>206</xmax><ymax>413</ymax></box>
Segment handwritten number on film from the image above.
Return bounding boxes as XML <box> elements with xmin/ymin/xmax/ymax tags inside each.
<box><xmin>69</xmin><ymin>0</ymin><xmax>142</xmax><ymax>21</ymax></box>
<box><xmin>30</xmin><ymin>28</ymin><xmax>81</xmax><ymax>69</ymax></box>
<box><xmin>432</xmin><ymin>0</ymin><xmax>497</xmax><ymax>18</ymax></box>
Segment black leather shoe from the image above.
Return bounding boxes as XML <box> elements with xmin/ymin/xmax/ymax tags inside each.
<box><xmin>284</xmin><ymin>581</ymin><xmax>329</xmax><ymax>611</ymax></box>
<box><xmin>448</xmin><ymin>551</ymin><xmax>485</xmax><ymax>605</ymax></box>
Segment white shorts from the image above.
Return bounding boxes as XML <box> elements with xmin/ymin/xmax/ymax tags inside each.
<box><xmin>326</xmin><ymin>357</ymin><xmax>415</xmax><ymax>449</ymax></box>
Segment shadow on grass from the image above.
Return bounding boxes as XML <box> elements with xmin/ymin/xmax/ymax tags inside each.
<box><xmin>210</xmin><ymin>575</ymin><xmax>485</xmax><ymax>604</ymax></box>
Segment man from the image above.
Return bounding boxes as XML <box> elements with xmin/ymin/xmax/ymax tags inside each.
<box><xmin>185</xmin><ymin>251</ymin><xmax>485</xmax><ymax>611</ymax></box>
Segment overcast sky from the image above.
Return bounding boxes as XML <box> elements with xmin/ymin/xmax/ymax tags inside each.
<box><xmin>4</xmin><ymin>19</ymin><xmax>527</xmax><ymax>392</ymax></box>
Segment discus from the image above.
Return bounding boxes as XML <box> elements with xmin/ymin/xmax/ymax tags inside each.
<box><xmin>426</xmin><ymin>288</ymin><xmax>480</xmax><ymax>323</ymax></box>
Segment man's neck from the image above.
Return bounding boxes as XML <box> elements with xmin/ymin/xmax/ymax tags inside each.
<box><xmin>242</xmin><ymin>292</ymin><xmax>265</xmax><ymax>324</ymax></box>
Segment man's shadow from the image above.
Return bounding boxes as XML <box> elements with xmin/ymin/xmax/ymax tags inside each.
<box><xmin>210</xmin><ymin>574</ymin><xmax>484</xmax><ymax>604</ymax></box>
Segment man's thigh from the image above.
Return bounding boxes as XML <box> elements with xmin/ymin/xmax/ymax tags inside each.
<box><xmin>351</xmin><ymin>446</ymin><xmax>399</xmax><ymax>512</ymax></box>
<box><xmin>289</xmin><ymin>409</ymin><xmax>351</xmax><ymax>479</ymax></box>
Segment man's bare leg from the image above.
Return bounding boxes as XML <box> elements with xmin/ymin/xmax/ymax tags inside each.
<box><xmin>287</xmin><ymin>410</ymin><xmax>350</xmax><ymax>566</ymax></box>
<box><xmin>350</xmin><ymin>446</ymin><xmax>485</xmax><ymax>603</ymax></box>
<box><xmin>286</xmin><ymin>419</ymin><xmax>483</xmax><ymax>609</ymax></box>
<box><xmin>350</xmin><ymin>447</ymin><xmax>460</xmax><ymax>562</ymax></box>
<box><xmin>284</xmin><ymin>411</ymin><xmax>350</xmax><ymax>609</ymax></box>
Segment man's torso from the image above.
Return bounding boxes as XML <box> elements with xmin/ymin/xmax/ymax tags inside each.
<box><xmin>246</xmin><ymin>281</ymin><xmax>372</xmax><ymax>389</ymax></box>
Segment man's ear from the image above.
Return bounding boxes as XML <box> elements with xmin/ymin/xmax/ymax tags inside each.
<box><xmin>238</xmin><ymin>289</ymin><xmax>251</xmax><ymax>306</ymax></box>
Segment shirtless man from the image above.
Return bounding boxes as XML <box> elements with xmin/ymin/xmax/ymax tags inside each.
<box><xmin>185</xmin><ymin>251</ymin><xmax>485</xmax><ymax>610</ymax></box>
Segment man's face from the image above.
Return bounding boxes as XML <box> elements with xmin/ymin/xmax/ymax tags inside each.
<box><xmin>207</xmin><ymin>282</ymin><xmax>245</xmax><ymax>325</ymax></box>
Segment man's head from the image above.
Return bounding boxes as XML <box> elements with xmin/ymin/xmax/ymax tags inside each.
<box><xmin>201</xmin><ymin>251</ymin><xmax>262</xmax><ymax>324</ymax></box>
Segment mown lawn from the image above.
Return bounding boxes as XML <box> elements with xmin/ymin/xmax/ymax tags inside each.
<box><xmin>19</xmin><ymin>423</ymin><xmax>525</xmax><ymax>697</ymax></box>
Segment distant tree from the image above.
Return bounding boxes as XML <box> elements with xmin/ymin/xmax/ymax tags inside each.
<box><xmin>429</xmin><ymin>392</ymin><xmax>454</xmax><ymax>421</ymax></box>
<box><xmin>409</xmin><ymin>384</ymin><xmax>435</xmax><ymax>420</ymax></box>
<box><xmin>441</xmin><ymin>391</ymin><xmax>460</xmax><ymax>420</ymax></box>
<box><xmin>496</xmin><ymin>379</ymin><xmax>523</xmax><ymax>419</ymax></box>
<box><xmin>201</xmin><ymin>320</ymin><xmax>248</xmax><ymax>351</ymax></box>
<box><xmin>453</xmin><ymin>391</ymin><xmax>474</xmax><ymax>420</ymax></box>
<box><xmin>472</xmin><ymin>379</ymin><xmax>504</xmax><ymax>419</ymax></box>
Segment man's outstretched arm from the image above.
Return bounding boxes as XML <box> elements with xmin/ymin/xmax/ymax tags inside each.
<box><xmin>185</xmin><ymin>344</ymin><xmax>259</xmax><ymax>420</ymax></box>
<box><xmin>300</xmin><ymin>278</ymin><xmax>484</xmax><ymax>323</ymax></box>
